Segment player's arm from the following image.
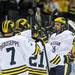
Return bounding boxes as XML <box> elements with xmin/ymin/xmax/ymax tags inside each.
<box><xmin>64</xmin><ymin>38</ymin><xmax>75</xmax><ymax>64</ymax></box>
<box><xmin>70</xmin><ymin>38</ymin><xmax>75</xmax><ymax>58</ymax></box>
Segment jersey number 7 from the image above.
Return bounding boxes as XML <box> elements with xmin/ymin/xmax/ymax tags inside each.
<box><xmin>6</xmin><ymin>47</ymin><xmax>16</xmax><ymax>65</ymax></box>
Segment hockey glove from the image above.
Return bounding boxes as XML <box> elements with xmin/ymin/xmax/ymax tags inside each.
<box><xmin>64</xmin><ymin>55</ymin><xmax>74</xmax><ymax>64</ymax></box>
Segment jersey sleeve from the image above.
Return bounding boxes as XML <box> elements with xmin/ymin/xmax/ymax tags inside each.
<box><xmin>21</xmin><ymin>30</ymin><xmax>32</xmax><ymax>39</ymax></box>
<box><xmin>71</xmin><ymin>38</ymin><xmax>75</xmax><ymax>54</ymax></box>
<box><xmin>0</xmin><ymin>51</ymin><xmax>1</xmax><ymax>69</ymax></box>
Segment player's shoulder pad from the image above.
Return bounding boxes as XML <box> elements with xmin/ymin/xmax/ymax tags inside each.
<box><xmin>63</xmin><ymin>30</ymin><xmax>74</xmax><ymax>36</ymax></box>
<box><xmin>15</xmin><ymin>34</ymin><xmax>28</xmax><ymax>41</ymax></box>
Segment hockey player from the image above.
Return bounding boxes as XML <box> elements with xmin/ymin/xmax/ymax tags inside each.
<box><xmin>15</xmin><ymin>18</ymin><xmax>49</xmax><ymax>75</ymax></box>
<box><xmin>15</xmin><ymin>18</ymin><xmax>41</xmax><ymax>42</ymax></box>
<box><xmin>15</xmin><ymin>18</ymin><xmax>32</xmax><ymax>39</ymax></box>
<box><xmin>0</xmin><ymin>20</ymin><xmax>40</xmax><ymax>75</ymax></box>
<box><xmin>47</xmin><ymin>17</ymin><xmax>75</xmax><ymax>75</ymax></box>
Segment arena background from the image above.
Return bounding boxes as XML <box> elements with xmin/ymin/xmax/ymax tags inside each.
<box><xmin>0</xmin><ymin>0</ymin><xmax>75</xmax><ymax>75</ymax></box>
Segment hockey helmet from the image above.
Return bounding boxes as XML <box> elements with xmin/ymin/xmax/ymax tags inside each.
<box><xmin>15</xmin><ymin>18</ymin><xmax>31</xmax><ymax>32</ymax></box>
<box><xmin>54</xmin><ymin>17</ymin><xmax>66</xmax><ymax>24</ymax></box>
<box><xmin>2</xmin><ymin>20</ymin><xmax>15</xmax><ymax>36</ymax></box>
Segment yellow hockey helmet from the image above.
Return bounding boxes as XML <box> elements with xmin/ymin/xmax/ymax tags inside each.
<box><xmin>54</xmin><ymin>17</ymin><xmax>66</xmax><ymax>24</ymax></box>
<box><xmin>2</xmin><ymin>20</ymin><xmax>15</xmax><ymax>34</ymax></box>
<box><xmin>15</xmin><ymin>18</ymin><xmax>31</xmax><ymax>32</ymax></box>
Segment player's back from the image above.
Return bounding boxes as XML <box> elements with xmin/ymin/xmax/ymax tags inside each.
<box><xmin>0</xmin><ymin>35</ymin><xmax>35</xmax><ymax>75</ymax></box>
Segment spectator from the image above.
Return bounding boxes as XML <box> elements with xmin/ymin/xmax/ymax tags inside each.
<box><xmin>68</xmin><ymin>0</ymin><xmax>75</xmax><ymax>21</ymax></box>
<box><xmin>35</xmin><ymin>7</ymin><xmax>42</xmax><ymax>26</ymax></box>
<box><xmin>27</xmin><ymin>8</ymin><xmax>35</xmax><ymax>26</ymax></box>
<box><xmin>49</xmin><ymin>0</ymin><xmax>61</xmax><ymax>12</ymax></box>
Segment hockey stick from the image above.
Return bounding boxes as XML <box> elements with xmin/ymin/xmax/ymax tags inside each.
<box><xmin>36</xmin><ymin>39</ymin><xmax>50</xmax><ymax>75</ymax></box>
<box><xmin>32</xmin><ymin>9</ymin><xmax>62</xmax><ymax>75</ymax></box>
<box><xmin>41</xmin><ymin>41</ymin><xmax>50</xmax><ymax>75</ymax></box>
<box><xmin>34</xmin><ymin>10</ymin><xmax>60</xmax><ymax>75</ymax></box>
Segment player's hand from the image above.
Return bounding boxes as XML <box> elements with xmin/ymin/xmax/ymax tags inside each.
<box><xmin>40</xmin><ymin>36</ymin><xmax>48</xmax><ymax>45</ymax></box>
<box><xmin>68</xmin><ymin>51</ymin><xmax>75</xmax><ymax>58</ymax></box>
<box><xmin>35</xmin><ymin>36</ymin><xmax>48</xmax><ymax>45</ymax></box>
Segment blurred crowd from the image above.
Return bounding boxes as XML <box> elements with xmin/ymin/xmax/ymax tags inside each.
<box><xmin>0</xmin><ymin>0</ymin><xmax>75</xmax><ymax>33</ymax></box>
